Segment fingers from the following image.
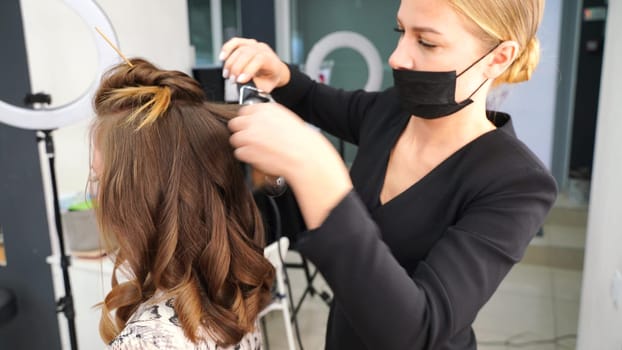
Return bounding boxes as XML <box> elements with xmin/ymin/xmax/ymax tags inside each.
<box><xmin>220</xmin><ymin>38</ymin><xmax>262</xmax><ymax>81</ymax></box>
<box><xmin>219</xmin><ymin>37</ymin><xmax>257</xmax><ymax>61</ymax></box>
<box><xmin>228</xmin><ymin>103</ymin><xmax>302</xmax><ymax>151</ymax></box>
<box><xmin>228</xmin><ymin>104</ymin><xmax>278</xmax><ymax>160</ymax></box>
<box><xmin>227</xmin><ymin>114</ymin><xmax>252</xmax><ymax>134</ymax></box>
<box><xmin>234</xmin><ymin>52</ymin><xmax>266</xmax><ymax>84</ymax></box>
<box><xmin>220</xmin><ymin>38</ymin><xmax>280</xmax><ymax>86</ymax></box>
<box><xmin>228</xmin><ymin>116</ymin><xmax>262</xmax><ymax>164</ymax></box>
<box><xmin>225</xmin><ymin>48</ymin><xmax>265</xmax><ymax>84</ymax></box>
<box><xmin>229</xmin><ymin>127</ymin><xmax>251</xmax><ymax>149</ymax></box>
<box><xmin>228</xmin><ymin>105</ymin><xmax>262</xmax><ymax>148</ymax></box>
<box><xmin>232</xmin><ymin>146</ymin><xmax>252</xmax><ymax>163</ymax></box>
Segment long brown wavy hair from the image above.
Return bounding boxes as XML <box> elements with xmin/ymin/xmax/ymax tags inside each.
<box><xmin>91</xmin><ymin>58</ymin><xmax>274</xmax><ymax>346</ymax></box>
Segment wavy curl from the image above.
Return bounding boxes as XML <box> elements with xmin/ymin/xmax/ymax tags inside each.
<box><xmin>92</xmin><ymin>58</ymin><xmax>274</xmax><ymax>346</ymax></box>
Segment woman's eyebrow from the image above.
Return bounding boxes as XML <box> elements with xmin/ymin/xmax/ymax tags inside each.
<box><xmin>396</xmin><ymin>17</ymin><xmax>442</xmax><ymax>35</ymax></box>
<box><xmin>410</xmin><ymin>26</ymin><xmax>442</xmax><ymax>35</ymax></box>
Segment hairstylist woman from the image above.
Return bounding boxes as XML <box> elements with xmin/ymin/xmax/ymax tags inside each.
<box><xmin>222</xmin><ymin>0</ymin><xmax>557</xmax><ymax>348</ymax></box>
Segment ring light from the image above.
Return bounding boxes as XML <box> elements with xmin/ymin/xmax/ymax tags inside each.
<box><xmin>0</xmin><ymin>0</ymin><xmax>119</xmax><ymax>130</ymax></box>
<box><xmin>305</xmin><ymin>31</ymin><xmax>383</xmax><ymax>92</ymax></box>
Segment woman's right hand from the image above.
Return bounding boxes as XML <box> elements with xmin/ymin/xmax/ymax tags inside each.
<box><xmin>219</xmin><ymin>37</ymin><xmax>291</xmax><ymax>93</ymax></box>
<box><xmin>229</xmin><ymin>103</ymin><xmax>353</xmax><ymax>229</ymax></box>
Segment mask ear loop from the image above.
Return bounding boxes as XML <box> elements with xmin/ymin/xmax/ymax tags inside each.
<box><xmin>456</xmin><ymin>42</ymin><xmax>502</xmax><ymax>102</ymax></box>
<box><xmin>457</xmin><ymin>42</ymin><xmax>502</xmax><ymax>78</ymax></box>
<box><xmin>462</xmin><ymin>78</ymin><xmax>490</xmax><ymax>102</ymax></box>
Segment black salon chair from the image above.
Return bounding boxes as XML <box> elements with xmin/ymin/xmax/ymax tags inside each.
<box><xmin>0</xmin><ymin>287</ymin><xmax>17</xmax><ymax>324</ymax></box>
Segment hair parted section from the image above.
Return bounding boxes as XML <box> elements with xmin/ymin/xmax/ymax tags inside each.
<box><xmin>448</xmin><ymin>0</ymin><xmax>544</xmax><ymax>84</ymax></box>
<box><xmin>92</xmin><ymin>58</ymin><xmax>274</xmax><ymax>347</ymax></box>
<box><xmin>94</xmin><ymin>58</ymin><xmax>207</xmax><ymax>130</ymax></box>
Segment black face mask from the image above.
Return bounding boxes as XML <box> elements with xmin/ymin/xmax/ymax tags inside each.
<box><xmin>392</xmin><ymin>45</ymin><xmax>499</xmax><ymax>119</ymax></box>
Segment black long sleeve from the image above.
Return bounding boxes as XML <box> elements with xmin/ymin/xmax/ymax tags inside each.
<box><xmin>271</xmin><ymin>65</ymin><xmax>381</xmax><ymax>145</ymax></box>
<box><xmin>296</xmin><ymin>164</ymin><xmax>556</xmax><ymax>349</ymax></box>
<box><xmin>273</xmin><ymin>65</ymin><xmax>558</xmax><ymax>349</ymax></box>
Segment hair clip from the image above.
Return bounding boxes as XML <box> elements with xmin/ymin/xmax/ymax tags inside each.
<box><xmin>95</xmin><ymin>27</ymin><xmax>134</xmax><ymax>67</ymax></box>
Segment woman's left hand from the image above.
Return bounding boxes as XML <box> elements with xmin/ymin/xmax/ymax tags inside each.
<box><xmin>228</xmin><ymin>103</ymin><xmax>353</xmax><ymax>228</ymax></box>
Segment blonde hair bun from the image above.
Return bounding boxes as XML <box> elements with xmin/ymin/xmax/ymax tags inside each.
<box><xmin>449</xmin><ymin>0</ymin><xmax>544</xmax><ymax>85</ymax></box>
<box><xmin>497</xmin><ymin>36</ymin><xmax>541</xmax><ymax>85</ymax></box>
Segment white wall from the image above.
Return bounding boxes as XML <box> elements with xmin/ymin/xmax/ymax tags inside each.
<box><xmin>576</xmin><ymin>1</ymin><xmax>622</xmax><ymax>348</ymax></box>
<box><xmin>21</xmin><ymin>0</ymin><xmax>194</xmax><ymax>198</ymax></box>
<box><xmin>489</xmin><ymin>0</ymin><xmax>562</xmax><ymax>169</ymax></box>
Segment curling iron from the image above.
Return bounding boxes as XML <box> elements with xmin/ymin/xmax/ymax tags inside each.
<box><xmin>238</xmin><ymin>83</ymin><xmax>287</xmax><ymax>197</ymax></box>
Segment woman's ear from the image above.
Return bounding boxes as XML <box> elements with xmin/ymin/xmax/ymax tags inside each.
<box><xmin>486</xmin><ymin>41</ymin><xmax>520</xmax><ymax>79</ymax></box>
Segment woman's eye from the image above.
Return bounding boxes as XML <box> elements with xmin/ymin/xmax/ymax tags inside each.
<box><xmin>394</xmin><ymin>27</ymin><xmax>437</xmax><ymax>48</ymax></box>
<box><xmin>418</xmin><ymin>39</ymin><xmax>437</xmax><ymax>49</ymax></box>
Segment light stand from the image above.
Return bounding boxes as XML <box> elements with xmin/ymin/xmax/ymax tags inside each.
<box><xmin>41</xmin><ymin>130</ymin><xmax>78</xmax><ymax>350</ymax></box>
<box><xmin>28</xmin><ymin>93</ymin><xmax>78</xmax><ymax>350</ymax></box>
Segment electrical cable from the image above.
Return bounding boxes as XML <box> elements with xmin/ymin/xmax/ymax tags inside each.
<box><xmin>266</xmin><ymin>195</ymin><xmax>305</xmax><ymax>350</ymax></box>
<box><xmin>478</xmin><ymin>333</ymin><xmax>577</xmax><ymax>348</ymax></box>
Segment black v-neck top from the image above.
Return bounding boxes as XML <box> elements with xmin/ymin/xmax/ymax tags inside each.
<box><xmin>272</xmin><ymin>67</ymin><xmax>557</xmax><ymax>350</ymax></box>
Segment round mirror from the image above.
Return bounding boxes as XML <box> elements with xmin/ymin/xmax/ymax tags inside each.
<box><xmin>0</xmin><ymin>0</ymin><xmax>119</xmax><ymax>130</ymax></box>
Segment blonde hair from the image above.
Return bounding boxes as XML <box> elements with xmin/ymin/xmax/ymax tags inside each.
<box><xmin>92</xmin><ymin>58</ymin><xmax>274</xmax><ymax>346</ymax></box>
<box><xmin>448</xmin><ymin>0</ymin><xmax>544</xmax><ymax>84</ymax></box>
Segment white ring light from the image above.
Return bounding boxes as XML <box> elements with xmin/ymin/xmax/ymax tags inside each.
<box><xmin>305</xmin><ymin>31</ymin><xmax>383</xmax><ymax>92</ymax></box>
<box><xmin>0</xmin><ymin>0</ymin><xmax>119</xmax><ymax>130</ymax></box>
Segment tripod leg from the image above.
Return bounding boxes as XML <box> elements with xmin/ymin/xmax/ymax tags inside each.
<box><xmin>300</xmin><ymin>257</ymin><xmax>316</xmax><ymax>297</ymax></box>
<box><xmin>261</xmin><ymin>317</ymin><xmax>270</xmax><ymax>350</ymax></box>
<box><xmin>301</xmin><ymin>257</ymin><xmax>332</xmax><ymax>305</ymax></box>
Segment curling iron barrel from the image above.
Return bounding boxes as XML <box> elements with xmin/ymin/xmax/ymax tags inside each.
<box><xmin>238</xmin><ymin>84</ymin><xmax>288</xmax><ymax>197</ymax></box>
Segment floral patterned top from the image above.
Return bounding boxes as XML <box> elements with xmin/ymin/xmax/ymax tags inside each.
<box><xmin>107</xmin><ymin>297</ymin><xmax>262</xmax><ymax>349</ymax></box>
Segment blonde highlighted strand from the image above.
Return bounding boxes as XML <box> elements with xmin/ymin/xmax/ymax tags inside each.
<box><xmin>103</xmin><ymin>85</ymin><xmax>173</xmax><ymax>130</ymax></box>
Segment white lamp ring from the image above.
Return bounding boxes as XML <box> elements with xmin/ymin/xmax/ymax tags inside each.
<box><xmin>304</xmin><ymin>31</ymin><xmax>383</xmax><ymax>92</ymax></box>
<box><xmin>0</xmin><ymin>0</ymin><xmax>119</xmax><ymax>130</ymax></box>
